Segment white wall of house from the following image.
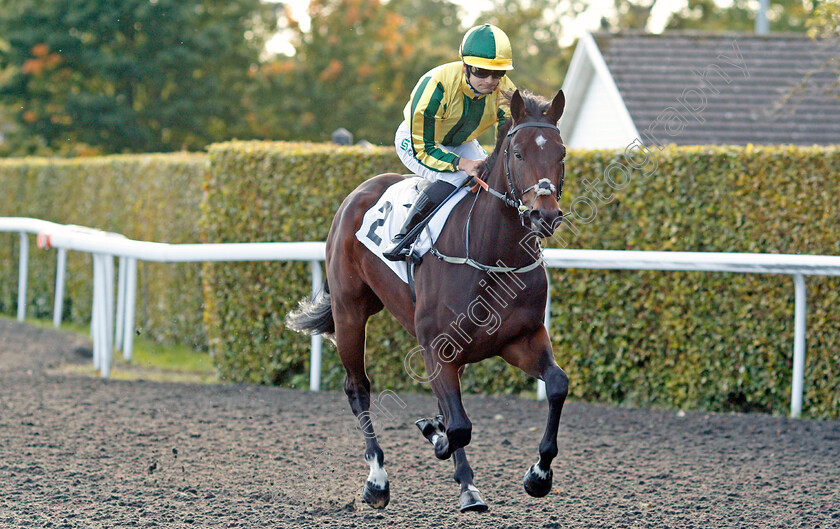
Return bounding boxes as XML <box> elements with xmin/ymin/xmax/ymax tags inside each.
<box><xmin>566</xmin><ymin>74</ymin><xmax>639</xmax><ymax>149</ymax></box>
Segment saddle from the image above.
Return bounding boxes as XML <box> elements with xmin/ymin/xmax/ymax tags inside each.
<box><xmin>354</xmin><ymin>177</ymin><xmax>470</xmax><ymax>284</ymax></box>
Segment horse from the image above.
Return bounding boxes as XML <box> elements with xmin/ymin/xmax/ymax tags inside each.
<box><xmin>286</xmin><ymin>88</ymin><xmax>569</xmax><ymax>513</ymax></box>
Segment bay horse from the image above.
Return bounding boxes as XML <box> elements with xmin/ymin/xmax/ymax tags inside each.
<box><xmin>287</xmin><ymin>89</ymin><xmax>569</xmax><ymax>512</ymax></box>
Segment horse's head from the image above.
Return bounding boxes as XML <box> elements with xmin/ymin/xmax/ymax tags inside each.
<box><xmin>495</xmin><ymin>89</ymin><xmax>566</xmax><ymax>237</ymax></box>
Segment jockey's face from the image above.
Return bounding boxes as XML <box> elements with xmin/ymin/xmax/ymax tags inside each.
<box><xmin>464</xmin><ymin>64</ymin><xmax>502</xmax><ymax>95</ymax></box>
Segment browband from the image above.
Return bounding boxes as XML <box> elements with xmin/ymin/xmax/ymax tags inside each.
<box><xmin>506</xmin><ymin>121</ymin><xmax>560</xmax><ymax>137</ymax></box>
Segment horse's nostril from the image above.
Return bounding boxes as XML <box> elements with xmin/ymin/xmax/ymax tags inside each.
<box><xmin>527</xmin><ymin>211</ymin><xmax>543</xmax><ymax>232</ymax></box>
<box><xmin>529</xmin><ymin>209</ymin><xmax>560</xmax><ymax>235</ymax></box>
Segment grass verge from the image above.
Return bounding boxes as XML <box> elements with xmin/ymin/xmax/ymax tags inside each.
<box><xmin>2</xmin><ymin>315</ymin><xmax>220</xmax><ymax>384</ymax></box>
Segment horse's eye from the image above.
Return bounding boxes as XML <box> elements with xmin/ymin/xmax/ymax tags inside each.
<box><xmin>514</xmin><ymin>151</ymin><xmax>523</xmax><ymax>160</ymax></box>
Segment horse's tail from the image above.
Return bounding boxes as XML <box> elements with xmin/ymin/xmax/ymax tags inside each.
<box><xmin>285</xmin><ymin>280</ymin><xmax>335</xmax><ymax>336</ymax></box>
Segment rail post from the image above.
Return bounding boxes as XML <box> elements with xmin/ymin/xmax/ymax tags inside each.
<box><xmin>91</xmin><ymin>253</ymin><xmax>114</xmax><ymax>378</ymax></box>
<box><xmin>309</xmin><ymin>260</ymin><xmax>324</xmax><ymax>392</ymax></box>
<box><xmin>790</xmin><ymin>274</ymin><xmax>807</xmax><ymax>418</ymax></box>
<box><xmin>122</xmin><ymin>258</ymin><xmax>137</xmax><ymax>362</ymax></box>
<box><xmin>537</xmin><ymin>269</ymin><xmax>550</xmax><ymax>400</ymax></box>
<box><xmin>115</xmin><ymin>257</ymin><xmax>127</xmax><ymax>352</ymax></box>
<box><xmin>105</xmin><ymin>255</ymin><xmax>115</xmax><ymax>368</ymax></box>
<box><xmin>91</xmin><ymin>254</ymin><xmax>102</xmax><ymax>372</ymax></box>
<box><xmin>53</xmin><ymin>248</ymin><xmax>67</xmax><ymax>328</ymax></box>
<box><xmin>17</xmin><ymin>232</ymin><xmax>28</xmax><ymax>322</ymax></box>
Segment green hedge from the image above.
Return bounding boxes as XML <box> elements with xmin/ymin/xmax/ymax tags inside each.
<box><xmin>2</xmin><ymin>144</ymin><xmax>837</xmax><ymax>419</ymax></box>
<box><xmin>549</xmin><ymin>145</ymin><xmax>840</xmax><ymax>419</ymax></box>
<box><xmin>201</xmin><ymin>142</ymin><xmax>407</xmax><ymax>386</ymax></box>
<box><xmin>0</xmin><ymin>154</ymin><xmax>209</xmax><ymax>347</ymax></box>
<box><xmin>203</xmin><ymin>142</ymin><xmax>840</xmax><ymax>419</ymax></box>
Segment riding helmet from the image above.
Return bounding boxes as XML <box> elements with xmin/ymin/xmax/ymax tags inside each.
<box><xmin>459</xmin><ymin>24</ymin><xmax>514</xmax><ymax>71</ymax></box>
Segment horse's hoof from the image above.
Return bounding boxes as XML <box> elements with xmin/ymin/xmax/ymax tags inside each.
<box><xmin>362</xmin><ymin>480</ymin><xmax>390</xmax><ymax>509</ymax></box>
<box><xmin>523</xmin><ymin>464</ymin><xmax>553</xmax><ymax>498</ymax></box>
<box><xmin>414</xmin><ymin>418</ymin><xmax>437</xmax><ymax>440</ymax></box>
<box><xmin>459</xmin><ymin>489</ymin><xmax>489</xmax><ymax>512</ymax></box>
<box><xmin>415</xmin><ymin>415</ymin><xmax>444</xmax><ymax>444</ymax></box>
<box><xmin>433</xmin><ymin>439</ymin><xmax>452</xmax><ymax>460</ymax></box>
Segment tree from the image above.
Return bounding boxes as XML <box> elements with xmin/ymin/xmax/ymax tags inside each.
<box><xmin>0</xmin><ymin>0</ymin><xmax>276</xmax><ymax>154</ymax></box>
<box><xmin>664</xmin><ymin>0</ymin><xmax>813</xmax><ymax>32</ymax></box>
<box><xmin>807</xmin><ymin>0</ymin><xmax>840</xmax><ymax>40</ymax></box>
<box><xmin>250</xmin><ymin>0</ymin><xmax>462</xmax><ymax>145</ymax></box>
<box><xmin>248</xmin><ymin>0</ymin><xmax>580</xmax><ymax>145</ymax></box>
<box><xmin>477</xmin><ymin>0</ymin><xmax>578</xmax><ymax>98</ymax></box>
<box><xmin>599</xmin><ymin>0</ymin><xmax>658</xmax><ymax>31</ymax></box>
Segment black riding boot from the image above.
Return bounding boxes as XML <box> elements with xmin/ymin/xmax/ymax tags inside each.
<box><xmin>382</xmin><ymin>180</ymin><xmax>456</xmax><ymax>261</ymax></box>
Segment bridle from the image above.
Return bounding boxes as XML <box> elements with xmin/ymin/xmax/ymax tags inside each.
<box><xmin>426</xmin><ymin>120</ymin><xmax>566</xmax><ymax>275</ymax></box>
<box><xmin>479</xmin><ymin>121</ymin><xmax>565</xmax><ymax>226</ymax></box>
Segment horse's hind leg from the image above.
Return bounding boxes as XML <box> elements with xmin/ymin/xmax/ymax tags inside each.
<box><xmin>333</xmin><ymin>289</ymin><xmax>389</xmax><ymax>508</ymax></box>
<box><xmin>501</xmin><ymin>326</ymin><xmax>569</xmax><ymax>498</ymax></box>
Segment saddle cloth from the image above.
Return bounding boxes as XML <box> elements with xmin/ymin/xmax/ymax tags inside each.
<box><xmin>355</xmin><ymin>177</ymin><xmax>470</xmax><ymax>283</ymax></box>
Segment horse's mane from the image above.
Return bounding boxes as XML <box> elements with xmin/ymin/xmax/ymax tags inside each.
<box><xmin>482</xmin><ymin>89</ymin><xmax>552</xmax><ymax>178</ymax></box>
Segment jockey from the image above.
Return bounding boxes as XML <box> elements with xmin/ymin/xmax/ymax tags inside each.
<box><xmin>382</xmin><ymin>23</ymin><xmax>517</xmax><ymax>261</ymax></box>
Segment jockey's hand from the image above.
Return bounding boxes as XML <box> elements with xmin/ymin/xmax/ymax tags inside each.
<box><xmin>459</xmin><ymin>158</ymin><xmax>485</xmax><ymax>178</ymax></box>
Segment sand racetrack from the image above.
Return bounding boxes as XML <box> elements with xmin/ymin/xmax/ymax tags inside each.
<box><xmin>0</xmin><ymin>319</ymin><xmax>838</xmax><ymax>528</ymax></box>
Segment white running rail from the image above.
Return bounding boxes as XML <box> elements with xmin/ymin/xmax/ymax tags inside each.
<box><xmin>4</xmin><ymin>216</ymin><xmax>839</xmax><ymax>417</ymax></box>
<box><xmin>0</xmin><ymin>217</ymin><xmax>67</xmax><ymax>325</ymax></box>
<box><xmin>35</xmin><ymin>226</ymin><xmax>325</xmax><ymax>381</ymax></box>
<box><xmin>540</xmin><ymin>249</ymin><xmax>840</xmax><ymax>418</ymax></box>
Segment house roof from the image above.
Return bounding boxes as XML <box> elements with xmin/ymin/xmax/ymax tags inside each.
<box><xmin>593</xmin><ymin>31</ymin><xmax>840</xmax><ymax>146</ymax></box>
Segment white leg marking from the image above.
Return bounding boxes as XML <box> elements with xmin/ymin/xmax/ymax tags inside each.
<box><xmin>365</xmin><ymin>454</ymin><xmax>388</xmax><ymax>487</ymax></box>
<box><xmin>431</xmin><ymin>434</ymin><xmax>441</xmax><ymax>445</ymax></box>
<box><xmin>467</xmin><ymin>484</ymin><xmax>480</xmax><ymax>493</ymax></box>
<box><xmin>535</xmin><ymin>134</ymin><xmax>547</xmax><ymax>150</ymax></box>
<box><xmin>532</xmin><ymin>462</ymin><xmax>550</xmax><ymax>480</ymax></box>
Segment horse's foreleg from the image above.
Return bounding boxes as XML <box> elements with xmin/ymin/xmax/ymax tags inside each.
<box><xmin>335</xmin><ymin>312</ymin><xmax>390</xmax><ymax>509</ymax></box>
<box><xmin>501</xmin><ymin>326</ymin><xmax>569</xmax><ymax>498</ymax></box>
<box><xmin>439</xmin><ymin>369</ymin><xmax>489</xmax><ymax>512</ymax></box>
<box><xmin>417</xmin><ymin>400</ymin><xmax>488</xmax><ymax>512</ymax></box>
<box><xmin>523</xmin><ymin>363</ymin><xmax>568</xmax><ymax>497</ymax></box>
<box><xmin>451</xmin><ymin>447</ymin><xmax>489</xmax><ymax>511</ymax></box>
<box><xmin>425</xmin><ymin>362</ymin><xmax>472</xmax><ymax>461</ymax></box>
<box><xmin>415</xmin><ymin>370</ymin><xmax>487</xmax><ymax>512</ymax></box>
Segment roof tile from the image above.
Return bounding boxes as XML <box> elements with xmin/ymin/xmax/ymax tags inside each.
<box><xmin>596</xmin><ymin>32</ymin><xmax>840</xmax><ymax>146</ymax></box>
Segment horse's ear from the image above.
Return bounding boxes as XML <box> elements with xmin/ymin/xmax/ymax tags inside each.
<box><xmin>510</xmin><ymin>89</ymin><xmax>526</xmax><ymax>123</ymax></box>
<box><xmin>547</xmin><ymin>90</ymin><xmax>565</xmax><ymax>123</ymax></box>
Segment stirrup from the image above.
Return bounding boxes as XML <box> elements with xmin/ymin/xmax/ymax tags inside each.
<box><xmin>383</xmin><ymin>241</ymin><xmax>422</xmax><ymax>263</ymax></box>
<box><xmin>382</xmin><ymin>235</ymin><xmax>412</xmax><ymax>261</ymax></box>
<box><xmin>404</xmin><ymin>247</ymin><xmax>422</xmax><ymax>264</ymax></box>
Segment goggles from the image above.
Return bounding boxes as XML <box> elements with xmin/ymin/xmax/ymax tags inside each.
<box><xmin>467</xmin><ymin>65</ymin><xmax>506</xmax><ymax>80</ymax></box>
